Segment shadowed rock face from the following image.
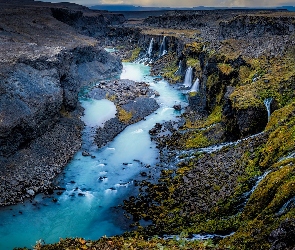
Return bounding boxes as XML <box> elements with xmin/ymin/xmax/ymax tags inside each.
<box><xmin>219</xmin><ymin>15</ymin><xmax>295</xmax><ymax>39</ymax></box>
<box><xmin>0</xmin><ymin>0</ymin><xmax>123</xmax><ymax>205</ymax></box>
<box><xmin>269</xmin><ymin>219</ymin><xmax>295</xmax><ymax>250</ymax></box>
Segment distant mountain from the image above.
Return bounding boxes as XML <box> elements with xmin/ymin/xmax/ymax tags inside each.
<box><xmin>281</xmin><ymin>6</ymin><xmax>295</xmax><ymax>11</ymax></box>
<box><xmin>90</xmin><ymin>4</ymin><xmax>295</xmax><ymax>12</ymax></box>
<box><xmin>90</xmin><ymin>5</ymin><xmax>171</xmax><ymax>12</ymax></box>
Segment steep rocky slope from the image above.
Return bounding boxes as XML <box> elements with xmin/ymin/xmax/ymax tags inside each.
<box><xmin>0</xmin><ymin>0</ymin><xmax>123</xmax><ymax>205</ymax></box>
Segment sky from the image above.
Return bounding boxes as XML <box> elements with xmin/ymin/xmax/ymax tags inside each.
<box><xmin>41</xmin><ymin>0</ymin><xmax>295</xmax><ymax>8</ymax></box>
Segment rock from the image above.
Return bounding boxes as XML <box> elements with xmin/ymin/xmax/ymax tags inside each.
<box><xmin>26</xmin><ymin>189</ymin><xmax>35</xmax><ymax>196</ymax></box>
<box><xmin>140</xmin><ymin>172</ymin><xmax>147</xmax><ymax>177</ymax></box>
<box><xmin>82</xmin><ymin>151</ymin><xmax>91</xmax><ymax>157</ymax></box>
<box><xmin>154</xmin><ymin>91</ymin><xmax>160</xmax><ymax>96</ymax></box>
<box><xmin>269</xmin><ymin>219</ymin><xmax>295</xmax><ymax>250</ymax></box>
<box><xmin>219</xmin><ymin>15</ymin><xmax>295</xmax><ymax>39</ymax></box>
<box><xmin>173</xmin><ymin>104</ymin><xmax>182</xmax><ymax>111</ymax></box>
<box><xmin>95</xmin><ymin>97</ymin><xmax>159</xmax><ymax>148</ymax></box>
<box><xmin>149</xmin><ymin>123</ymin><xmax>162</xmax><ymax>135</ymax></box>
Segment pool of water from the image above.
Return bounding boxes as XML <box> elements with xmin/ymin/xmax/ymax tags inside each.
<box><xmin>0</xmin><ymin>62</ymin><xmax>187</xmax><ymax>250</ymax></box>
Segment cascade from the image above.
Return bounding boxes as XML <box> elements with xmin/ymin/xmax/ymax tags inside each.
<box><xmin>159</xmin><ymin>36</ymin><xmax>167</xmax><ymax>56</ymax></box>
<box><xmin>276</xmin><ymin>196</ymin><xmax>295</xmax><ymax>216</ymax></box>
<box><xmin>190</xmin><ymin>78</ymin><xmax>200</xmax><ymax>93</ymax></box>
<box><xmin>174</xmin><ymin>60</ymin><xmax>183</xmax><ymax>76</ymax></box>
<box><xmin>264</xmin><ymin>97</ymin><xmax>273</xmax><ymax>122</ymax></box>
<box><xmin>183</xmin><ymin>67</ymin><xmax>193</xmax><ymax>88</ymax></box>
<box><xmin>147</xmin><ymin>38</ymin><xmax>154</xmax><ymax>57</ymax></box>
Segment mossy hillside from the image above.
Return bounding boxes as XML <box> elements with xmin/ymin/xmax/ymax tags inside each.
<box><xmin>229</xmin><ymin>51</ymin><xmax>295</xmax><ymax>110</ymax></box>
<box><xmin>201</xmin><ymin>50</ymin><xmax>244</xmax><ymax>112</ymax></box>
<box><xmin>120</xmin><ymin>101</ymin><xmax>295</xmax><ymax>249</ymax></box>
<box><xmin>183</xmin><ymin>42</ymin><xmax>203</xmax><ymax>74</ymax></box>
<box><xmin>258</xmin><ymin>101</ymin><xmax>295</xmax><ymax>169</ymax></box>
<box><xmin>122</xmin><ymin>136</ymin><xmax>262</xmax><ymax>238</ymax></box>
<box><xmin>18</xmin><ymin>235</ymin><xmax>219</xmax><ymax>250</ymax></box>
<box><xmin>158</xmin><ymin>124</ymin><xmax>221</xmax><ymax>151</ymax></box>
<box><xmin>184</xmin><ymin>42</ymin><xmax>204</xmax><ymax>56</ymax></box>
<box><xmin>218</xmin><ymin>103</ymin><xmax>295</xmax><ymax>249</ymax></box>
<box><xmin>160</xmin><ymin>53</ymin><xmax>182</xmax><ymax>83</ymax></box>
<box><xmin>184</xmin><ymin>105</ymin><xmax>222</xmax><ymax>130</ymax></box>
<box><xmin>186</xmin><ymin>57</ymin><xmax>201</xmax><ymax>73</ymax></box>
<box><xmin>122</xmin><ymin>47</ymin><xmax>142</xmax><ymax>62</ymax></box>
<box><xmin>220</xmin><ymin>163</ymin><xmax>295</xmax><ymax>249</ymax></box>
<box><xmin>123</xmin><ymin>161</ymin><xmax>205</xmax><ymax>236</ymax></box>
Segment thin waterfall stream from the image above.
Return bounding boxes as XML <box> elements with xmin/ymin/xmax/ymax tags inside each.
<box><xmin>0</xmin><ymin>62</ymin><xmax>187</xmax><ymax>250</ymax></box>
<box><xmin>183</xmin><ymin>67</ymin><xmax>193</xmax><ymax>88</ymax></box>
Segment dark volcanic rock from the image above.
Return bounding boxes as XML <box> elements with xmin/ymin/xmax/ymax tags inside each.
<box><xmin>95</xmin><ymin>97</ymin><xmax>159</xmax><ymax>148</ymax></box>
<box><xmin>219</xmin><ymin>14</ymin><xmax>295</xmax><ymax>39</ymax></box>
<box><xmin>222</xmin><ymin>88</ymin><xmax>268</xmax><ymax>140</ymax></box>
<box><xmin>269</xmin><ymin>219</ymin><xmax>295</xmax><ymax>250</ymax></box>
<box><xmin>51</xmin><ymin>6</ymin><xmax>125</xmax><ymax>37</ymax></box>
<box><xmin>0</xmin><ymin>0</ymin><xmax>123</xmax><ymax>205</ymax></box>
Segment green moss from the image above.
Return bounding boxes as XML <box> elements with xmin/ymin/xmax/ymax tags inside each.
<box><xmin>184</xmin><ymin>105</ymin><xmax>222</xmax><ymax>129</ymax></box>
<box><xmin>230</xmin><ymin>54</ymin><xmax>295</xmax><ymax>110</ymax></box>
<box><xmin>243</xmin><ymin>165</ymin><xmax>295</xmax><ymax>219</ymax></box>
<box><xmin>187</xmin><ymin>57</ymin><xmax>201</xmax><ymax>72</ymax></box>
<box><xmin>218</xmin><ymin>63</ymin><xmax>234</xmax><ymax>75</ymax></box>
<box><xmin>206</xmin><ymin>73</ymin><xmax>219</xmax><ymax>90</ymax></box>
<box><xmin>184</xmin><ymin>42</ymin><xmax>203</xmax><ymax>55</ymax></box>
<box><xmin>266</xmin><ymin>101</ymin><xmax>295</xmax><ymax>131</ymax></box>
<box><xmin>117</xmin><ymin>106</ymin><xmax>133</xmax><ymax>123</ymax></box>
<box><xmin>105</xmin><ymin>92</ymin><xmax>116</xmax><ymax>102</ymax></box>
<box><xmin>32</xmin><ymin>235</ymin><xmax>219</xmax><ymax>250</ymax></box>
<box><xmin>122</xmin><ymin>47</ymin><xmax>141</xmax><ymax>62</ymax></box>
<box><xmin>184</xmin><ymin>131</ymin><xmax>211</xmax><ymax>149</ymax></box>
<box><xmin>160</xmin><ymin>53</ymin><xmax>182</xmax><ymax>83</ymax></box>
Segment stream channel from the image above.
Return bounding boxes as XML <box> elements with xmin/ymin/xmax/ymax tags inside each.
<box><xmin>0</xmin><ymin>62</ymin><xmax>187</xmax><ymax>249</ymax></box>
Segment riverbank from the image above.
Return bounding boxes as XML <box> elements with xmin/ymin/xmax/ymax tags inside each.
<box><xmin>0</xmin><ymin>1</ymin><xmax>123</xmax><ymax>206</ymax></box>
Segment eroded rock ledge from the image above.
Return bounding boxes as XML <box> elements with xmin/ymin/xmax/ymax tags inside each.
<box><xmin>89</xmin><ymin>79</ymin><xmax>160</xmax><ymax>148</ymax></box>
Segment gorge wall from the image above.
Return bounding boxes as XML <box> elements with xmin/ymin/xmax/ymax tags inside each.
<box><xmin>0</xmin><ymin>1</ymin><xmax>123</xmax><ymax>205</ymax></box>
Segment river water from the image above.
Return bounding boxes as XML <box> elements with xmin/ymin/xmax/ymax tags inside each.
<box><xmin>0</xmin><ymin>62</ymin><xmax>187</xmax><ymax>249</ymax></box>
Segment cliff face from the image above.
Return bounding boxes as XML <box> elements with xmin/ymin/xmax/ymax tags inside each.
<box><xmin>51</xmin><ymin>7</ymin><xmax>125</xmax><ymax>37</ymax></box>
<box><xmin>219</xmin><ymin>14</ymin><xmax>295</xmax><ymax>39</ymax></box>
<box><xmin>0</xmin><ymin>1</ymin><xmax>122</xmax><ymax>205</ymax></box>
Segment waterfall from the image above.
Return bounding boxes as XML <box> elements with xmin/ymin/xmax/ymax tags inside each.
<box><xmin>159</xmin><ymin>36</ymin><xmax>167</xmax><ymax>56</ymax></box>
<box><xmin>183</xmin><ymin>67</ymin><xmax>193</xmax><ymax>88</ymax></box>
<box><xmin>190</xmin><ymin>78</ymin><xmax>200</xmax><ymax>93</ymax></box>
<box><xmin>264</xmin><ymin>97</ymin><xmax>273</xmax><ymax>122</ymax></box>
<box><xmin>276</xmin><ymin>196</ymin><xmax>295</xmax><ymax>216</ymax></box>
<box><xmin>147</xmin><ymin>38</ymin><xmax>154</xmax><ymax>57</ymax></box>
<box><xmin>175</xmin><ymin>60</ymin><xmax>183</xmax><ymax>76</ymax></box>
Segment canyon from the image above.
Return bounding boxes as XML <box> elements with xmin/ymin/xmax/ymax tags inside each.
<box><xmin>0</xmin><ymin>1</ymin><xmax>295</xmax><ymax>249</ymax></box>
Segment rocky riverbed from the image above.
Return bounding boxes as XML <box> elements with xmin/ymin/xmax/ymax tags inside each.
<box><xmin>89</xmin><ymin>79</ymin><xmax>160</xmax><ymax>148</ymax></box>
